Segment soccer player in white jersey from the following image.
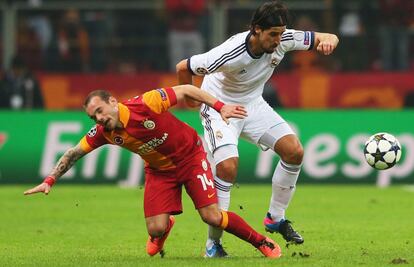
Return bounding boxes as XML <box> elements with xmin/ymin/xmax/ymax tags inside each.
<box><xmin>176</xmin><ymin>0</ymin><xmax>339</xmax><ymax>257</ymax></box>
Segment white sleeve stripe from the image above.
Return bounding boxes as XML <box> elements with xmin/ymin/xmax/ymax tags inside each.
<box><xmin>207</xmin><ymin>43</ymin><xmax>245</xmax><ymax>70</ymax></box>
<box><xmin>208</xmin><ymin>47</ymin><xmax>246</xmax><ymax>73</ymax></box>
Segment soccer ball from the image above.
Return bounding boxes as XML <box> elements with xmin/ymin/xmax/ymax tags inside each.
<box><xmin>364</xmin><ymin>133</ymin><xmax>402</xmax><ymax>170</ymax></box>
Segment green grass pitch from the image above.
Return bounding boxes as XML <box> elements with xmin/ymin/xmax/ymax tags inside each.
<box><xmin>1</xmin><ymin>184</ymin><xmax>413</xmax><ymax>267</ymax></box>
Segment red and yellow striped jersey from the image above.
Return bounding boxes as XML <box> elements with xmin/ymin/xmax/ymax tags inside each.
<box><xmin>79</xmin><ymin>87</ymin><xmax>202</xmax><ymax>172</ymax></box>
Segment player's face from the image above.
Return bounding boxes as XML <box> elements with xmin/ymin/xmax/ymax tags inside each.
<box><xmin>85</xmin><ymin>96</ymin><xmax>119</xmax><ymax>131</ymax></box>
<box><xmin>256</xmin><ymin>26</ymin><xmax>286</xmax><ymax>54</ymax></box>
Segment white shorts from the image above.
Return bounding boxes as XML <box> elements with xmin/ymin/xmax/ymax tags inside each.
<box><xmin>200</xmin><ymin>97</ymin><xmax>294</xmax><ymax>153</ymax></box>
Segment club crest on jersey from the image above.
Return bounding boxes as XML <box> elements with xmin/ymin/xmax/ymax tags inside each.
<box><xmin>201</xmin><ymin>159</ymin><xmax>208</xmax><ymax>171</ymax></box>
<box><xmin>114</xmin><ymin>136</ymin><xmax>124</xmax><ymax>145</ymax></box>
<box><xmin>270</xmin><ymin>58</ymin><xmax>279</xmax><ymax>68</ymax></box>
<box><xmin>87</xmin><ymin>126</ymin><xmax>97</xmax><ymax>137</ymax></box>
<box><xmin>196</xmin><ymin>67</ymin><xmax>208</xmax><ymax>75</ymax></box>
<box><xmin>215</xmin><ymin>130</ymin><xmax>223</xmax><ymax>140</ymax></box>
<box><xmin>142</xmin><ymin>119</ymin><xmax>156</xmax><ymax>130</ymax></box>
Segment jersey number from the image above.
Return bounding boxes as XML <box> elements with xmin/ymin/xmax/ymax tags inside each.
<box><xmin>196</xmin><ymin>174</ymin><xmax>214</xmax><ymax>191</ymax></box>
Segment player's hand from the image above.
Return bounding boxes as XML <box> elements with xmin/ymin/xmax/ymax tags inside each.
<box><xmin>317</xmin><ymin>40</ymin><xmax>336</xmax><ymax>55</ymax></box>
<box><xmin>220</xmin><ymin>105</ymin><xmax>247</xmax><ymax>124</ymax></box>
<box><xmin>316</xmin><ymin>34</ymin><xmax>339</xmax><ymax>56</ymax></box>
<box><xmin>23</xmin><ymin>183</ymin><xmax>51</xmax><ymax>195</ymax></box>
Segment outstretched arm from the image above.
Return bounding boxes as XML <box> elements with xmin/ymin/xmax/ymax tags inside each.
<box><xmin>314</xmin><ymin>32</ymin><xmax>339</xmax><ymax>55</ymax></box>
<box><xmin>172</xmin><ymin>84</ymin><xmax>247</xmax><ymax>124</ymax></box>
<box><xmin>24</xmin><ymin>143</ymin><xmax>87</xmax><ymax>195</ymax></box>
<box><xmin>176</xmin><ymin>59</ymin><xmax>202</xmax><ymax>107</ymax></box>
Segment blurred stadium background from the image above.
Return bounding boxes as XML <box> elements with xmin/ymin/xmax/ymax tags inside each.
<box><xmin>0</xmin><ymin>0</ymin><xmax>413</xmax><ymax>186</ymax></box>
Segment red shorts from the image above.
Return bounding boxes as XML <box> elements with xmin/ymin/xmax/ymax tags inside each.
<box><xmin>143</xmin><ymin>150</ymin><xmax>218</xmax><ymax>217</ymax></box>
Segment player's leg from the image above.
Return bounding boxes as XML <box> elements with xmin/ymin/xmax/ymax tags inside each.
<box><xmin>207</xmin><ymin>145</ymin><xmax>239</xmax><ymax>248</ymax></box>
<box><xmin>260</xmin><ymin>131</ymin><xmax>304</xmax><ymax>244</ymax></box>
<box><xmin>145</xmin><ymin>213</ymin><xmax>171</xmax><ymax>237</ymax></box>
<box><xmin>244</xmin><ymin>98</ymin><xmax>304</xmax><ymax>244</ymax></box>
<box><xmin>200</xmin><ymin>104</ymin><xmax>242</xmax><ymax>256</ymax></box>
<box><xmin>198</xmin><ymin>204</ymin><xmax>281</xmax><ymax>258</ymax></box>
<box><xmin>182</xmin><ymin>154</ymin><xmax>281</xmax><ymax>258</ymax></box>
<box><xmin>145</xmin><ymin>214</ymin><xmax>175</xmax><ymax>257</ymax></box>
<box><xmin>144</xmin><ymin>171</ymin><xmax>182</xmax><ymax>256</ymax></box>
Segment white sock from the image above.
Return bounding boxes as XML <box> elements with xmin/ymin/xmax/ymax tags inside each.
<box><xmin>206</xmin><ymin>176</ymin><xmax>232</xmax><ymax>249</ymax></box>
<box><xmin>268</xmin><ymin>160</ymin><xmax>301</xmax><ymax>222</ymax></box>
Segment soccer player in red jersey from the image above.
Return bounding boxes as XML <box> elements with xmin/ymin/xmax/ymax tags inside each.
<box><xmin>24</xmin><ymin>84</ymin><xmax>282</xmax><ymax>258</ymax></box>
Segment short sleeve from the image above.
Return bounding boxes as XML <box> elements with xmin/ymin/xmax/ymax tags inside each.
<box><xmin>80</xmin><ymin>125</ymin><xmax>108</xmax><ymax>153</ymax></box>
<box><xmin>189</xmin><ymin>34</ymin><xmax>245</xmax><ymax>75</ymax></box>
<box><xmin>142</xmin><ymin>87</ymin><xmax>177</xmax><ymax>114</ymax></box>
<box><xmin>279</xmin><ymin>29</ymin><xmax>314</xmax><ymax>52</ymax></box>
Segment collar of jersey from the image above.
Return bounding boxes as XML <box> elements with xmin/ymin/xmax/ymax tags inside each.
<box><xmin>118</xmin><ymin>103</ymin><xmax>130</xmax><ymax>128</ymax></box>
<box><xmin>245</xmin><ymin>32</ymin><xmax>263</xmax><ymax>59</ymax></box>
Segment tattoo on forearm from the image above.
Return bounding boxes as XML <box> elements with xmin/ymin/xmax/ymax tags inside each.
<box><xmin>49</xmin><ymin>147</ymin><xmax>85</xmax><ymax>179</ymax></box>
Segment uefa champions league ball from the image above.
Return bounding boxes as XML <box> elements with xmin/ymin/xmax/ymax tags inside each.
<box><xmin>364</xmin><ymin>133</ymin><xmax>402</xmax><ymax>170</ymax></box>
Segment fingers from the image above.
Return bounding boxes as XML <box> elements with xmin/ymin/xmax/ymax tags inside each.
<box><xmin>235</xmin><ymin>106</ymin><xmax>247</xmax><ymax>116</ymax></box>
<box><xmin>23</xmin><ymin>184</ymin><xmax>49</xmax><ymax>195</ymax></box>
<box><xmin>228</xmin><ymin>105</ymin><xmax>247</xmax><ymax>117</ymax></box>
<box><xmin>220</xmin><ymin>104</ymin><xmax>247</xmax><ymax>123</ymax></box>
<box><xmin>317</xmin><ymin>42</ymin><xmax>335</xmax><ymax>55</ymax></box>
<box><xmin>23</xmin><ymin>187</ymin><xmax>39</xmax><ymax>195</ymax></box>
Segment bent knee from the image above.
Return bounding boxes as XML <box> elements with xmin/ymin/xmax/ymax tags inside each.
<box><xmin>147</xmin><ymin>222</ymin><xmax>168</xmax><ymax>237</ymax></box>
<box><xmin>216</xmin><ymin>159</ymin><xmax>238</xmax><ymax>183</ymax></box>
<box><xmin>281</xmin><ymin>143</ymin><xmax>304</xmax><ymax>165</ymax></box>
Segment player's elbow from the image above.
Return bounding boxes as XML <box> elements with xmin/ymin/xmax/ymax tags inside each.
<box><xmin>176</xmin><ymin>59</ymin><xmax>188</xmax><ymax>75</ymax></box>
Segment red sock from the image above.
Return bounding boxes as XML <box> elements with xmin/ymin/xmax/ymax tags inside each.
<box><xmin>220</xmin><ymin>211</ymin><xmax>265</xmax><ymax>247</ymax></box>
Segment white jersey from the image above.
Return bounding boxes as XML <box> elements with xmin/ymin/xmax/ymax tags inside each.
<box><xmin>189</xmin><ymin>29</ymin><xmax>314</xmax><ymax>104</ymax></box>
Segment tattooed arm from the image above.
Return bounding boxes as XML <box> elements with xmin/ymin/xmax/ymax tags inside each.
<box><xmin>24</xmin><ymin>143</ymin><xmax>87</xmax><ymax>195</ymax></box>
<box><xmin>48</xmin><ymin>144</ymin><xmax>86</xmax><ymax>179</ymax></box>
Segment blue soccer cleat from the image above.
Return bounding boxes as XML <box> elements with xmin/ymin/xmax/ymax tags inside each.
<box><xmin>264</xmin><ymin>212</ymin><xmax>304</xmax><ymax>244</ymax></box>
<box><xmin>205</xmin><ymin>241</ymin><xmax>229</xmax><ymax>258</ymax></box>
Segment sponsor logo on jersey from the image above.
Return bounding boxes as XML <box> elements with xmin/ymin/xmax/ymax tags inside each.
<box><xmin>142</xmin><ymin>119</ymin><xmax>156</xmax><ymax>130</ymax></box>
<box><xmin>137</xmin><ymin>133</ymin><xmax>168</xmax><ymax>155</ymax></box>
<box><xmin>270</xmin><ymin>58</ymin><xmax>279</xmax><ymax>68</ymax></box>
<box><xmin>156</xmin><ymin>89</ymin><xmax>167</xmax><ymax>101</ymax></box>
<box><xmin>215</xmin><ymin>130</ymin><xmax>223</xmax><ymax>140</ymax></box>
<box><xmin>202</xmin><ymin>159</ymin><xmax>208</xmax><ymax>171</ymax></box>
<box><xmin>87</xmin><ymin>126</ymin><xmax>97</xmax><ymax>137</ymax></box>
<box><xmin>114</xmin><ymin>136</ymin><xmax>124</xmax><ymax>145</ymax></box>
<box><xmin>196</xmin><ymin>67</ymin><xmax>208</xmax><ymax>75</ymax></box>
